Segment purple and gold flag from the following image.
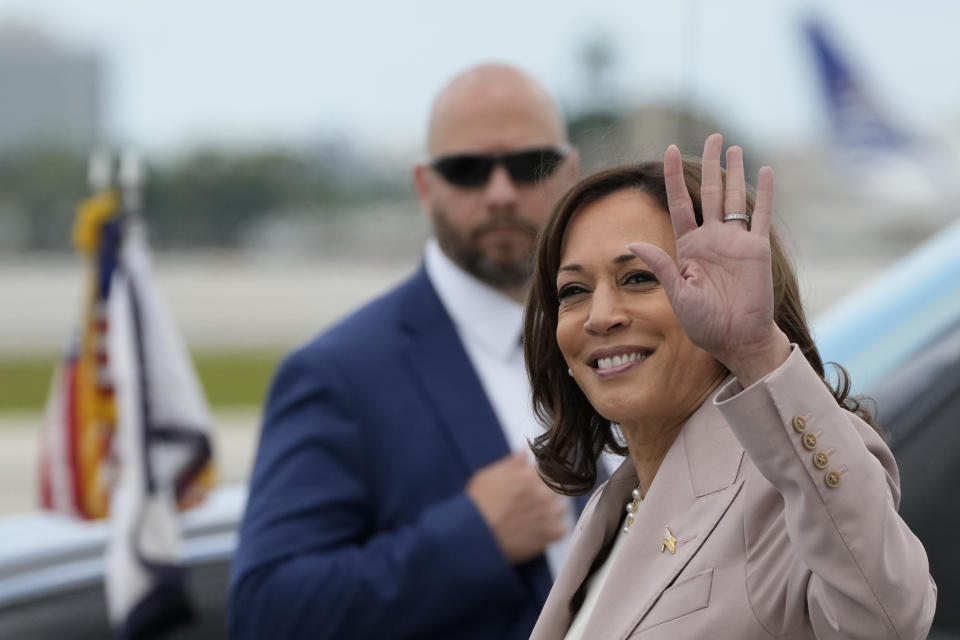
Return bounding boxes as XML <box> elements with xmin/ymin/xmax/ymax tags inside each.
<box><xmin>39</xmin><ymin>182</ymin><xmax>216</xmax><ymax>639</ymax></box>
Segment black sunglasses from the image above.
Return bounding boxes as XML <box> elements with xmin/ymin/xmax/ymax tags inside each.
<box><xmin>430</xmin><ymin>147</ymin><xmax>569</xmax><ymax>187</ymax></box>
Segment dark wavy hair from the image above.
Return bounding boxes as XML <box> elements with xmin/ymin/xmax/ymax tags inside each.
<box><xmin>523</xmin><ymin>159</ymin><xmax>876</xmax><ymax>495</ymax></box>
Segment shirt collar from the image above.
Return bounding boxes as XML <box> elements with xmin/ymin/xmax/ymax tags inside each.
<box><xmin>424</xmin><ymin>238</ymin><xmax>524</xmax><ymax>360</ymax></box>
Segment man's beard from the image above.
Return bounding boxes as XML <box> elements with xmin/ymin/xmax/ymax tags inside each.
<box><xmin>431</xmin><ymin>207</ymin><xmax>539</xmax><ymax>289</ymax></box>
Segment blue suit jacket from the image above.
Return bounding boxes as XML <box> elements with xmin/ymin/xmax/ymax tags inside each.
<box><xmin>228</xmin><ymin>267</ymin><xmax>554</xmax><ymax>639</ymax></box>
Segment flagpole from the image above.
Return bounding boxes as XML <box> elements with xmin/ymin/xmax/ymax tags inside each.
<box><xmin>88</xmin><ymin>148</ymin><xmax>114</xmax><ymax>193</ymax></box>
<box><xmin>119</xmin><ymin>151</ymin><xmax>144</xmax><ymax>217</ymax></box>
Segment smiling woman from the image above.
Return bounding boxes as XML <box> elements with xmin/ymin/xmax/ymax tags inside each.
<box><xmin>522</xmin><ymin>135</ymin><xmax>936</xmax><ymax>639</ymax></box>
<box><xmin>555</xmin><ymin>189</ymin><xmax>727</xmax><ymax>457</ymax></box>
<box><xmin>525</xmin><ymin>147</ymin><xmax>853</xmax><ymax>496</ymax></box>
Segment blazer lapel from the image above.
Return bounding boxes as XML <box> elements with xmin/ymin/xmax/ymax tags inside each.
<box><xmin>398</xmin><ymin>268</ymin><xmax>553</xmax><ymax>601</ymax></box>
<box><xmin>399</xmin><ymin>268</ymin><xmax>511</xmax><ymax>474</ymax></box>
<box><xmin>580</xmin><ymin>396</ymin><xmax>745</xmax><ymax>639</ymax></box>
<box><xmin>533</xmin><ymin>463</ymin><xmax>639</xmax><ymax>638</ymax></box>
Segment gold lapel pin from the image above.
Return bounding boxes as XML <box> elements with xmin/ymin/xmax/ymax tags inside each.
<box><xmin>660</xmin><ymin>525</ymin><xmax>677</xmax><ymax>554</ymax></box>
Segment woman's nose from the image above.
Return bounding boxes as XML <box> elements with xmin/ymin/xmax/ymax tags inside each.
<box><xmin>584</xmin><ymin>286</ymin><xmax>629</xmax><ymax>335</ymax></box>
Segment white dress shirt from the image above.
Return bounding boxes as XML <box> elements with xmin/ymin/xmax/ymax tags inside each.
<box><xmin>424</xmin><ymin>238</ymin><xmax>576</xmax><ymax>576</ymax></box>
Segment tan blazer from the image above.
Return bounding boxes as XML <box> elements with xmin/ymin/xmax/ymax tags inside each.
<box><xmin>531</xmin><ymin>347</ymin><xmax>937</xmax><ymax>639</ymax></box>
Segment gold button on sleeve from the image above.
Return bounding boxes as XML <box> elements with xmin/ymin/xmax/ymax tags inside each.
<box><xmin>813</xmin><ymin>451</ymin><xmax>829</xmax><ymax>469</ymax></box>
<box><xmin>792</xmin><ymin>416</ymin><xmax>807</xmax><ymax>433</ymax></box>
<box><xmin>802</xmin><ymin>432</ymin><xmax>818</xmax><ymax>450</ymax></box>
<box><xmin>825</xmin><ymin>470</ymin><xmax>842</xmax><ymax>488</ymax></box>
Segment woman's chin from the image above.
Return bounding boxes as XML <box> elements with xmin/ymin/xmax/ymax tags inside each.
<box><xmin>592</xmin><ymin>402</ymin><xmax>647</xmax><ymax>428</ymax></box>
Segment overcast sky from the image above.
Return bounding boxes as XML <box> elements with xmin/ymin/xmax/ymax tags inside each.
<box><xmin>1</xmin><ymin>0</ymin><xmax>958</xmax><ymax>155</ymax></box>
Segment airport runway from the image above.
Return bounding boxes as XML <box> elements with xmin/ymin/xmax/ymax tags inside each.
<box><xmin>0</xmin><ymin>254</ymin><xmax>415</xmax><ymax>355</ymax></box>
<box><xmin>0</xmin><ymin>252</ymin><xmax>888</xmax><ymax>354</ymax></box>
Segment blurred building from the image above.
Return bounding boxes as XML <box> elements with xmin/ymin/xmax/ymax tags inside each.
<box><xmin>569</xmin><ymin>102</ymin><xmax>738</xmax><ymax>173</ymax></box>
<box><xmin>0</xmin><ymin>24</ymin><xmax>103</xmax><ymax>153</ymax></box>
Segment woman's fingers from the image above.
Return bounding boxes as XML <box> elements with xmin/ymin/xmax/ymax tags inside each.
<box><xmin>663</xmin><ymin>145</ymin><xmax>698</xmax><ymax>238</ymax></box>
<box><xmin>667</xmin><ymin>134</ymin><xmax>771</xmax><ymax>238</ymax></box>
<box><xmin>626</xmin><ymin>242</ymin><xmax>682</xmax><ymax>303</ymax></box>
<box><xmin>751</xmin><ymin>166</ymin><xmax>774</xmax><ymax>238</ymax></box>
<box><xmin>724</xmin><ymin>146</ymin><xmax>747</xmax><ymax>219</ymax></box>
<box><xmin>700</xmin><ymin>134</ymin><xmax>724</xmax><ymax>224</ymax></box>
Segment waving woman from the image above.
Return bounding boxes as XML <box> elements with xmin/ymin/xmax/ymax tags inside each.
<box><xmin>524</xmin><ymin>135</ymin><xmax>936</xmax><ymax>639</ymax></box>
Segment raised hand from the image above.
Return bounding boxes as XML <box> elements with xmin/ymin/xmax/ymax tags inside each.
<box><xmin>627</xmin><ymin>134</ymin><xmax>790</xmax><ymax>387</ymax></box>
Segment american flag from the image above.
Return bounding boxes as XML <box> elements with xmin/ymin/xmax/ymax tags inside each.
<box><xmin>38</xmin><ymin>158</ymin><xmax>216</xmax><ymax>639</ymax></box>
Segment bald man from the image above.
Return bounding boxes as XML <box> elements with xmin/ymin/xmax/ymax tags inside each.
<box><xmin>229</xmin><ymin>64</ymin><xmax>581</xmax><ymax>639</ymax></box>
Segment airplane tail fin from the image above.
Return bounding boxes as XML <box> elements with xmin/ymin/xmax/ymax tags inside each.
<box><xmin>803</xmin><ymin>19</ymin><xmax>914</xmax><ymax>158</ymax></box>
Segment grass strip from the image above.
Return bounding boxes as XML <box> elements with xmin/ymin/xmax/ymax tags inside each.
<box><xmin>0</xmin><ymin>349</ymin><xmax>286</xmax><ymax>412</ymax></box>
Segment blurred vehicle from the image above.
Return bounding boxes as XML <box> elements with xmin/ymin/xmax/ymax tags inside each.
<box><xmin>1</xmin><ymin>219</ymin><xmax>958</xmax><ymax>639</ymax></box>
<box><xmin>0</xmin><ymin>485</ymin><xmax>244</xmax><ymax>639</ymax></box>
<box><xmin>805</xmin><ymin>23</ymin><xmax>960</xmax><ymax>635</ymax></box>
<box><xmin>815</xmin><ymin>216</ymin><xmax>960</xmax><ymax>638</ymax></box>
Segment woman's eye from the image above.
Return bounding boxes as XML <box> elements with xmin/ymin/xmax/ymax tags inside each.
<box><xmin>557</xmin><ymin>284</ymin><xmax>587</xmax><ymax>300</ymax></box>
<box><xmin>624</xmin><ymin>270</ymin><xmax>658</xmax><ymax>286</ymax></box>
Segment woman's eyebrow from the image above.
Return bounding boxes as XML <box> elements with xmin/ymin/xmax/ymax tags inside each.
<box><xmin>559</xmin><ymin>254</ymin><xmax>637</xmax><ymax>273</ymax></box>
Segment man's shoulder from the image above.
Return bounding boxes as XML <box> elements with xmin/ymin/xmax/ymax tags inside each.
<box><xmin>298</xmin><ymin>266</ymin><xmax>442</xmax><ymax>357</ymax></box>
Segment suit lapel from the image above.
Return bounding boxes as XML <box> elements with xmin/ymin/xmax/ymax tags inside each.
<box><xmin>397</xmin><ymin>268</ymin><xmax>554</xmax><ymax>600</ymax></box>
<box><xmin>534</xmin><ymin>463</ymin><xmax>637</xmax><ymax>636</ymax></box>
<box><xmin>577</xmin><ymin>396</ymin><xmax>745</xmax><ymax>639</ymax></box>
<box><xmin>399</xmin><ymin>268</ymin><xmax>511</xmax><ymax>474</ymax></box>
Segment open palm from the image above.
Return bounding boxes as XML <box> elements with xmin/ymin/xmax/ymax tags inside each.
<box><xmin>628</xmin><ymin>134</ymin><xmax>789</xmax><ymax>384</ymax></box>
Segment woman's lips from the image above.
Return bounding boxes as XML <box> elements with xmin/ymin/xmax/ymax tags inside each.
<box><xmin>591</xmin><ymin>351</ymin><xmax>649</xmax><ymax>378</ymax></box>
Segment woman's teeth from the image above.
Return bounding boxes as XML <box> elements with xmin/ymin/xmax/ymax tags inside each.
<box><xmin>596</xmin><ymin>352</ymin><xmax>646</xmax><ymax>370</ymax></box>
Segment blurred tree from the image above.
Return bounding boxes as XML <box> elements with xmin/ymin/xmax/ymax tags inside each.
<box><xmin>0</xmin><ymin>148</ymin><xmax>87</xmax><ymax>249</ymax></box>
<box><xmin>0</xmin><ymin>145</ymin><xmax>410</xmax><ymax>251</ymax></box>
<box><xmin>566</xmin><ymin>29</ymin><xmax>626</xmax><ymax>172</ymax></box>
<box><xmin>580</xmin><ymin>31</ymin><xmax>617</xmax><ymax>113</ymax></box>
<box><xmin>144</xmin><ymin>149</ymin><xmax>320</xmax><ymax>247</ymax></box>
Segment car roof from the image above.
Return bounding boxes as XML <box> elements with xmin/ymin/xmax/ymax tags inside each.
<box><xmin>0</xmin><ymin>484</ymin><xmax>246</xmax><ymax>607</ymax></box>
<box><xmin>813</xmin><ymin>217</ymin><xmax>960</xmax><ymax>393</ymax></box>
